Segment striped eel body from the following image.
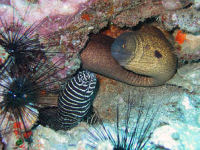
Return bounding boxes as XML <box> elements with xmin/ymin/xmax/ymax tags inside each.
<box><xmin>57</xmin><ymin>70</ymin><xmax>98</xmax><ymax>130</ymax></box>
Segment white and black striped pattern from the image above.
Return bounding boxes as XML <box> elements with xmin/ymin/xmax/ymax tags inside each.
<box><xmin>57</xmin><ymin>70</ymin><xmax>97</xmax><ymax>129</ymax></box>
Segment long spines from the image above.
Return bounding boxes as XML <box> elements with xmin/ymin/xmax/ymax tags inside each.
<box><xmin>0</xmin><ymin>51</ymin><xmax>65</xmax><ymax>137</ymax></box>
<box><xmin>0</xmin><ymin>20</ymin><xmax>66</xmax><ymax>145</ymax></box>
<box><xmin>0</xmin><ymin>14</ymin><xmax>48</xmax><ymax>74</ymax></box>
<box><xmin>86</xmin><ymin>97</ymin><xmax>160</xmax><ymax>150</ymax></box>
<box><xmin>0</xmin><ymin>4</ymin><xmax>70</xmax><ymax>149</ymax></box>
<box><xmin>57</xmin><ymin>70</ymin><xmax>97</xmax><ymax>129</ymax></box>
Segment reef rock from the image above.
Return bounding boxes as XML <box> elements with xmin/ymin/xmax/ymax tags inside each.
<box><xmin>173</xmin><ymin>30</ymin><xmax>200</xmax><ymax>61</ymax></box>
<box><xmin>167</xmin><ymin>63</ymin><xmax>200</xmax><ymax>94</ymax></box>
<box><xmin>160</xmin><ymin>6</ymin><xmax>200</xmax><ymax>33</ymax></box>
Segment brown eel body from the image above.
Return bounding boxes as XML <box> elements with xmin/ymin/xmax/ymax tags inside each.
<box><xmin>80</xmin><ymin>26</ymin><xmax>177</xmax><ymax>87</ymax></box>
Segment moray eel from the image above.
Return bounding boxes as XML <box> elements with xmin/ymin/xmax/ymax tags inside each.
<box><xmin>57</xmin><ymin>70</ymin><xmax>98</xmax><ymax>130</ymax></box>
<box><xmin>81</xmin><ymin>26</ymin><xmax>177</xmax><ymax>86</ymax></box>
<box><xmin>38</xmin><ymin>70</ymin><xmax>98</xmax><ymax>130</ymax></box>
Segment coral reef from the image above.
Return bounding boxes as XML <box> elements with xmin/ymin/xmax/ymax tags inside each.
<box><xmin>194</xmin><ymin>0</ymin><xmax>200</xmax><ymax>9</ymax></box>
<box><xmin>110</xmin><ymin>0</ymin><xmax>191</xmax><ymax>27</ymax></box>
<box><xmin>9</xmin><ymin>83</ymin><xmax>199</xmax><ymax>149</ymax></box>
<box><xmin>158</xmin><ymin>1</ymin><xmax>200</xmax><ymax>61</ymax></box>
<box><xmin>152</xmin><ymin>123</ymin><xmax>200</xmax><ymax>150</ymax></box>
<box><xmin>0</xmin><ymin>0</ymin><xmax>195</xmax><ymax>64</ymax></box>
<box><xmin>151</xmin><ymin>93</ymin><xmax>200</xmax><ymax>150</ymax></box>
<box><xmin>30</xmin><ymin>125</ymin><xmax>90</xmax><ymax>150</ymax></box>
<box><xmin>0</xmin><ymin>0</ymin><xmax>199</xmax><ymax>149</ymax></box>
<box><xmin>0</xmin><ymin>0</ymin><xmax>191</xmax><ymax>55</ymax></box>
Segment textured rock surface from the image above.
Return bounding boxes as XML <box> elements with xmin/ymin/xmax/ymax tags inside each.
<box><xmin>167</xmin><ymin>63</ymin><xmax>200</xmax><ymax>94</ymax></box>
<box><xmin>160</xmin><ymin>7</ymin><xmax>200</xmax><ymax>33</ymax></box>
<box><xmin>93</xmin><ymin>75</ymin><xmax>188</xmax><ymax>122</ymax></box>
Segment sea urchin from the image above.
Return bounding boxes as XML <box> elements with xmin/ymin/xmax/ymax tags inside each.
<box><xmin>86</xmin><ymin>97</ymin><xmax>160</xmax><ymax>150</ymax></box>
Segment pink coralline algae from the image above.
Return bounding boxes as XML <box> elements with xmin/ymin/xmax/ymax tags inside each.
<box><xmin>161</xmin><ymin>0</ymin><xmax>191</xmax><ymax>10</ymax></box>
<box><xmin>0</xmin><ymin>0</ymin><xmax>10</xmax><ymax>5</ymax></box>
<box><xmin>11</xmin><ymin>0</ymin><xmax>94</xmax><ymax>33</ymax></box>
<box><xmin>0</xmin><ymin>0</ymin><xmax>89</xmax><ymax>77</ymax></box>
<box><xmin>0</xmin><ymin>0</ymin><xmax>95</xmax><ymax>49</ymax></box>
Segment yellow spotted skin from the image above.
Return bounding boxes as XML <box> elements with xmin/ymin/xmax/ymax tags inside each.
<box><xmin>111</xmin><ymin>26</ymin><xmax>177</xmax><ymax>86</ymax></box>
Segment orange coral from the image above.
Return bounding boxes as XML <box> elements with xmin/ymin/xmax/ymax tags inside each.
<box><xmin>81</xmin><ymin>14</ymin><xmax>91</xmax><ymax>21</ymax></box>
<box><xmin>175</xmin><ymin>30</ymin><xmax>186</xmax><ymax>44</ymax></box>
<box><xmin>102</xmin><ymin>25</ymin><xmax>125</xmax><ymax>38</ymax></box>
<box><xmin>13</xmin><ymin>122</ymin><xmax>32</xmax><ymax>138</ymax></box>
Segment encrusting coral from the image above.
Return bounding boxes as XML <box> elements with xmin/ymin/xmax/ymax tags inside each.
<box><xmin>159</xmin><ymin>2</ymin><xmax>200</xmax><ymax>61</ymax></box>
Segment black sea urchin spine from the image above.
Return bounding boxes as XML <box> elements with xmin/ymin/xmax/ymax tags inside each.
<box><xmin>57</xmin><ymin>70</ymin><xmax>98</xmax><ymax>130</ymax></box>
<box><xmin>0</xmin><ymin>4</ymin><xmax>68</xmax><ymax>150</ymax></box>
<box><xmin>86</xmin><ymin>97</ymin><xmax>160</xmax><ymax>150</ymax></box>
<box><xmin>0</xmin><ymin>50</ymin><xmax>65</xmax><ymax>136</ymax></box>
<box><xmin>0</xmin><ymin>8</ymin><xmax>47</xmax><ymax>74</ymax></box>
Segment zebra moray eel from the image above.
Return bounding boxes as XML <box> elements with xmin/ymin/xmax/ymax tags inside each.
<box><xmin>38</xmin><ymin>70</ymin><xmax>98</xmax><ymax>130</ymax></box>
<box><xmin>56</xmin><ymin>69</ymin><xmax>98</xmax><ymax>130</ymax></box>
